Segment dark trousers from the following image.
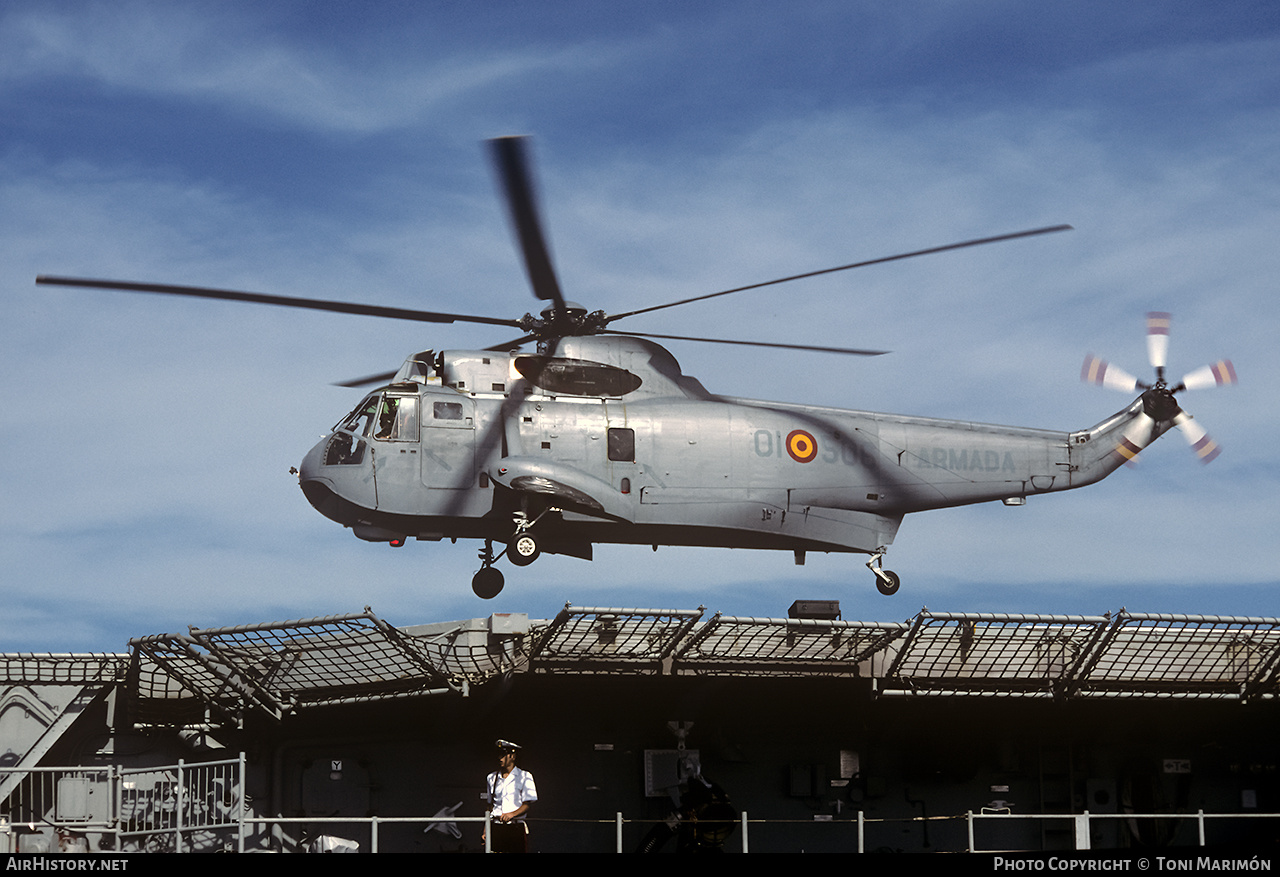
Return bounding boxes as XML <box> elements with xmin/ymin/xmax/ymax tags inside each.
<box><xmin>490</xmin><ymin>821</ymin><xmax>528</xmax><ymax>853</ymax></box>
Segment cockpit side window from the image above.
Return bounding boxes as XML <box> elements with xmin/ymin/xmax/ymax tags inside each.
<box><xmin>374</xmin><ymin>395</ymin><xmax>419</xmax><ymax>441</ymax></box>
<box><xmin>334</xmin><ymin>393</ymin><xmax>420</xmax><ymax>442</ymax></box>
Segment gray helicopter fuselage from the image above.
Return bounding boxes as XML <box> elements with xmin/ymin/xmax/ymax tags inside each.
<box><xmin>297</xmin><ymin>335</ymin><xmax>1157</xmax><ymax>559</ymax></box>
<box><xmin>38</xmin><ymin>139</ymin><xmax>1220</xmax><ymax>601</ymax></box>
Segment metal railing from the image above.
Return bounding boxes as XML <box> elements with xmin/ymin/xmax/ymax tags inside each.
<box><xmin>0</xmin><ymin>756</ymin><xmax>244</xmax><ymax>853</ymax></box>
<box><xmin>4</xmin><ymin>760</ymin><xmax>1276</xmax><ymax>853</ymax></box>
<box><xmin>237</xmin><ymin>808</ymin><xmax>1280</xmax><ymax>853</ymax></box>
<box><xmin>117</xmin><ymin>756</ymin><xmax>244</xmax><ymax>853</ymax></box>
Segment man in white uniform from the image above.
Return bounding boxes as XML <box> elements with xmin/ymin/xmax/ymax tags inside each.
<box><xmin>484</xmin><ymin>739</ymin><xmax>537</xmax><ymax>853</ymax></box>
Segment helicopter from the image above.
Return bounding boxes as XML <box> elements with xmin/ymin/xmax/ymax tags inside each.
<box><xmin>36</xmin><ymin>137</ymin><xmax>1236</xmax><ymax>599</ymax></box>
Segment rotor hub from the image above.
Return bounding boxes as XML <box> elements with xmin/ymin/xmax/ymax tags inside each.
<box><xmin>1141</xmin><ymin>386</ymin><xmax>1181</xmax><ymax>423</ymax></box>
<box><xmin>520</xmin><ymin>303</ymin><xmax>609</xmax><ymax>339</ymax></box>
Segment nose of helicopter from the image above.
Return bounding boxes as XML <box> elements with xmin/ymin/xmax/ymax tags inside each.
<box><xmin>296</xmin><ymin>434</ymin><xmax>376</xmax><ymax>525</ymax></box>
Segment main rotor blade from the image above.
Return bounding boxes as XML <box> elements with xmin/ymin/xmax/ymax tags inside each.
<box><xmin>36</xmin><ymin>276</ymin><xmax>521</xmax><ymax>328</ymax></box>
<box><xmin>484</xmin><ymin>334</ymin><xmax>538</xmax><ymax>352</ymax></box>
<box><xmin>605</xmin><ymin>224</ymin><xmax>1073</xmax><ymax>324</ymax></box>
<box><xmin>334</xmin><ymin>370</ymin><xmax>400</xmax><ymax>388</ymax></box>
<box><xmin>335</xmin><ymin>335</ymin><xmax>536</xmax><ymax>388</ymax></box>
<box><xmin>605</xmin><ymin>329</ymin><xmax>887</xmax><ymax>356</ymax></box>
<box><xmin>487</xmin><ymin>136</ymin><xmax>567</xmax><ymax>311</ymax></box>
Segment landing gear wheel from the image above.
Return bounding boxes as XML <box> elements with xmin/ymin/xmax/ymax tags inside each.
<box><xmin>472</xmin><ymin>566</ymin><xmax>505</xmax><ymax>599</ymax></box>
<box><xmin>875</xmin><ymin>570</ymin><xmax>901</xmax><ymax>596</ymax></box>
<box><xmin>507</xmin><ymin>532</ymin><xmax>541</xmax><ymax>567</ymax></box>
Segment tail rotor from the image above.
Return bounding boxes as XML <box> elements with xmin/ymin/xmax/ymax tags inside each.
<box><xmin>1082</xmin><ymin>312</ymin><xmax>1235</xmax><ymax>464</ymax></box>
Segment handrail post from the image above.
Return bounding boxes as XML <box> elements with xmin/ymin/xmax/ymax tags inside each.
<box><xmin>238</xmin><ymin>752</ymin><xmax>246</xmax><ymax>854</ymax></box>
<box><xmin>1075</xmin><ymin>811</ymin><xmax>1091</xmax><ymax>850</ymax></box>
<box><xmin>616</xmin><ymin>812</ymin><xmax>623</xmax><ymax>853</ymax></box>
<box><xmin>175</xmin><ymin>758</ymin><xmax>185</xmax><ymax>854</ymax></box>
<box><xmin>111</xmin><ymin>765</ymin><xmax>122</xmax><ymax>853</ymax></box>
<box><xmin>740</xmin><ymin>809</ymin><xmax>748</xmax><ymax>853</ymax></box>
<box><xmin>966</xmin><ymin>810</ymin><xmax>974</xmax><ymax>853</ymax></box>
<box><xmin>484</xmin><ymin>812</ymin><xmax>491</xmax><ymax>854</ymax></box>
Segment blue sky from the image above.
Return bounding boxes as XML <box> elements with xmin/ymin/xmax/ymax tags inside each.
<box><xmin>3</xmin><ymin>1</ymin><xmax>1279</xmax><ymax>652</ymax></box>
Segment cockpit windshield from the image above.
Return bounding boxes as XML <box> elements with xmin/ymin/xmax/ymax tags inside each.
<box><xmin>336</xmin><ymin>394</ymin><xmax>380</xmax><ymax>435</ymax></box>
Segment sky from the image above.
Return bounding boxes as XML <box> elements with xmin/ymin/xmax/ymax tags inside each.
<box><xmin>3</xmin><ymin>1</ymin><xmax>1279</xmax><ymax>653</ymax></box>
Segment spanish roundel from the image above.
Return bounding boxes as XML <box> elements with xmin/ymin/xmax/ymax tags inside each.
<box><xmin>786</xmin><ymin>429</ymin><xmax>818</xmax><ymax>463</ymax></box>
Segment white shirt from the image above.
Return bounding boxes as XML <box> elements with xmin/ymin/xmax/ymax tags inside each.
<box><xmin>486</xmin><ymin>765</ymin><xmax>537</xmax><ymax>821</ymax></box>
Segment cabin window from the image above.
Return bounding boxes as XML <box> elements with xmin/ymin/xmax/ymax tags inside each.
<box><xmin>433</xmin><ymin>401</ymin><xmax>464</xmax><ymax>421</ymax></box>
<box><xmin>608</xmin><ymin>427</ymin><xmax>635</xmax><ymax>462</ymax></box>
<box><xmin>514</xmin><ymin>356</ymin><xmax>643</xmax><ymax>397</ymax></box>
<box><xmin>375</xmin><ymin>395</ymin><xmax>419</xmax><ymax>441</ymax></box>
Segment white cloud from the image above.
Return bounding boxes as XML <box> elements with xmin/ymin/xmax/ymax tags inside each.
<box><xmin>2</xmin><ymin>4</ymin><xmax>626</xmax><ymax>134</ymax></box>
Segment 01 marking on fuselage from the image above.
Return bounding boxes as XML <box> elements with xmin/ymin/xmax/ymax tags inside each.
<box><xmin>751</xmin><ymin>430</ymin><xmax>1018</xmax><ymax>474</ymax></box>
<box><xmin>751</xmin><ymin>428</ymin><xmax>878</xmax><ymax>469</ymax></box>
